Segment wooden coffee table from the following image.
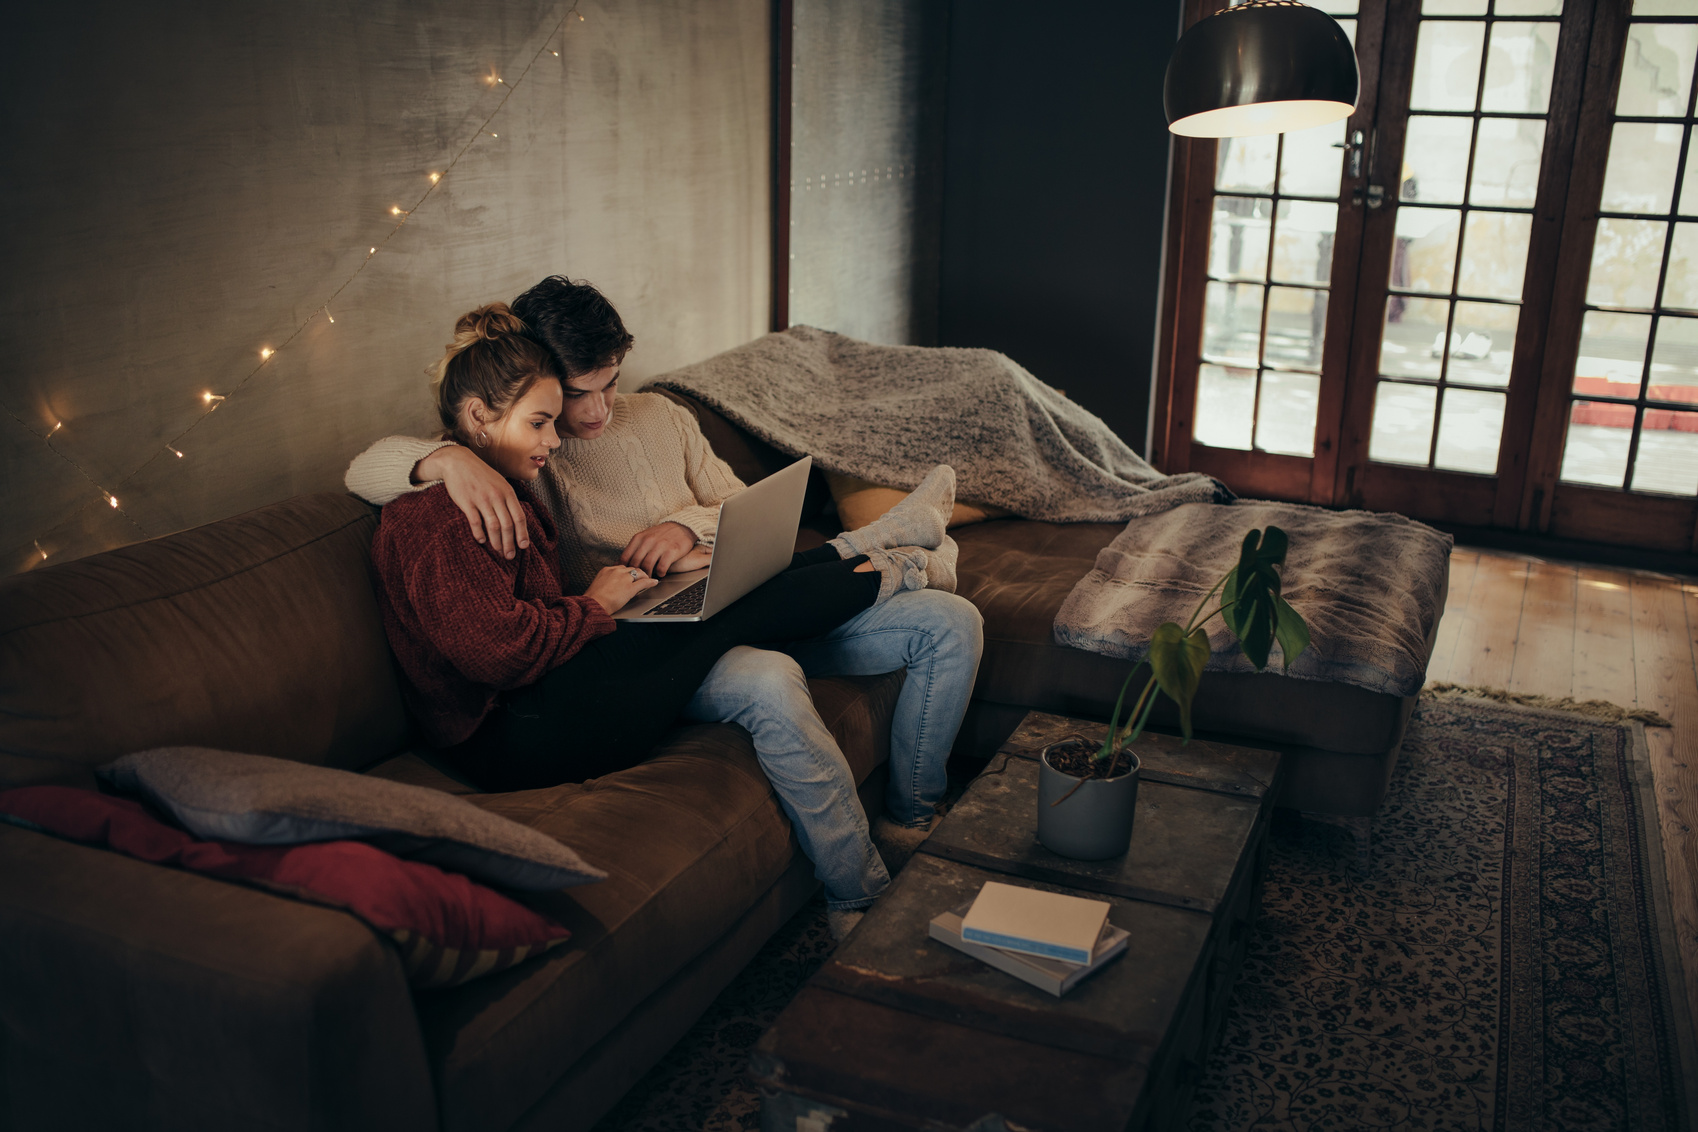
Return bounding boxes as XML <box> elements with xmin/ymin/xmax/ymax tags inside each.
<box><xmin>751</xmin><ymin>711</ymin><xmax>1282</xmax><ymax>1132</ymax></box>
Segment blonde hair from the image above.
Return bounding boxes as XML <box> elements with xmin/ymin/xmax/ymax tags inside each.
<box><xmin>431</xmin><ymin>303</ymin><xmax>562</xmax><ymax>441</ymax></box>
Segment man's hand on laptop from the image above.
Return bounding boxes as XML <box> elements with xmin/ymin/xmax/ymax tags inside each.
<box><xmin>416</xmin><ymin>444</ymin><xmax>531</xmax><ymax>560</ymax></box>
<box><xmin>620</xmin><ymin>522</ymin><xmax>699</xmax><ymax>577</ymax></box>
<box><xmin>585</xmin><ymin>565</ymin><xmax>660</xmax><ymax>616</ymax></box>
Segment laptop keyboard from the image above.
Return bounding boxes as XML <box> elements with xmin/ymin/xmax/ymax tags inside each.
<box><xmin>643</xmin><ymin>578</ymin><xmax>709</xmax><ymax>616</ymax></box>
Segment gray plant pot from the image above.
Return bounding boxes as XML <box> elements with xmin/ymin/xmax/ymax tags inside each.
<box><xmin>1036</xmin><ymin>743</ymin><xmax>1141</xmax><ymax>860</ymax></box>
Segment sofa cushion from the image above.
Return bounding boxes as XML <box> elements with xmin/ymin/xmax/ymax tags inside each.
<box><xmin>0</xmin><ymin>786</ymin><xmax>570</xmax><ymax>989</ymax></box>
<box><xmin>99</xmin><ymin>748</ymin><xmax>606</xmax><ymax>892</ymax></box>
<box><xmin>951</xmin><ymin>519</ymin><xmax>1417</xmax><ymax>755</ymax></box>
<box><xmin>413</xmin><ymin>725</ymin><xmax>801</xmax><ymax>1132</ymax></box>
<box><xmin>411</xmin><ymin>669</ymin><xmax>903</xmax><ymax>1132</ymax></box>
<box><xmin>0</xmin><ymin>494</ymin><xmax>409</xmax><ymax>789</ymax></box>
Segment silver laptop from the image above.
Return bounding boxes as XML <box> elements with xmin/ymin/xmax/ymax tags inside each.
<box><xmin>612</xmin><ymin>455</ymin><xmax>814</xmax><ymax>622</ymax></box>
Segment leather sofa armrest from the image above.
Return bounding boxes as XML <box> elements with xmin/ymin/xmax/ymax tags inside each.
<box><xmin>0</xmin><ymin>824</ymin><xmax>437</xmax><ymax>1132</ymax></box>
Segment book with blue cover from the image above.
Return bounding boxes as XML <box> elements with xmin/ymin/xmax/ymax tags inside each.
<box><xmin>929</xmin><ymin>900</ymin><xmax>1128</xmax><ymax>997</ymax></box>
<box><xmin>957</xmin><ymin>880</ymin><xmax>1110</xmax><ymax>965</ymax></box>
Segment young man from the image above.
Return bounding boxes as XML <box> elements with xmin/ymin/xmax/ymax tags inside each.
<box><xmin>347</xmin><ymin>277</ymin><xmax>983</xmax><ymax>937</ymax></box>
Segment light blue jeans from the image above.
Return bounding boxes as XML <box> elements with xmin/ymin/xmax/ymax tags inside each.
<box><xmin>682</xmin><ymin>590</ymin><xmax>984</xmax><ymax>910</ymax></box>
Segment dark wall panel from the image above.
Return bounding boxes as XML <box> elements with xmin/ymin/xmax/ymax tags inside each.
<box><xmin>0</xmin><ymin>0</ymin><xmax>769</xmax><ymax>574</ymax></box>
<box><xmin>939</xmin><ymin>0</ymin><xmax>1183</xmax><ymax>453</ymax></box>
<box><xmin>788</xmin><ymin>0</ymin><xmax>950</xmax><ymax>345</ymax></box>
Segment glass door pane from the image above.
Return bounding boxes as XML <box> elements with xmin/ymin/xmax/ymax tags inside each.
<box><xmin>1557</xmin><ymin>4</ymin><xmax>1698</xmax><ymax>497</ymax></box>
<box><xmin>1189</xmin><ymin>3</ymin><xmax>1356</xmax><ymax>464</ymax></box>
<box><xmin>1366</xmin><ymin>5</ymin><xmax>1560</xmax><ymax>478</ymax></box>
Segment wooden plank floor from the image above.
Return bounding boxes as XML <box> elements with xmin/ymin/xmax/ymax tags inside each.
<box><xmin>1427</xmin><ymin>548</ymin><xmax>1698</xmax><ymax>1030</ymax></box>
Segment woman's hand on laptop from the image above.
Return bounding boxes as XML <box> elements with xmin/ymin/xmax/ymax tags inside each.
<box><xmin>620</xmin><ymin>522</ymin><xmax>699</xmax><ymax>577</ymax></box>
<box><xmin>585</xmin><ymin>565</ymin><xmax>660</xmax><ymax>616</ymax></box>
<box><xmin>416</xmin><ymin>445</ymin><xmax>531</xmax><ymax>560</ymax></box>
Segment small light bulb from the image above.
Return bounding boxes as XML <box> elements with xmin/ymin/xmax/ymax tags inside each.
<box><xmin>429</xmin><ymin>172</ymin><xmax>441</xmax><ymax>183</ymax></box>
<box><xmin>552</xmin><ymin>50</ymin><xmax>559</xmax><ymax>56</ymax></box>
<box><xmin>106</xmin><ymin>493</ymin><xmax>119</xmax><ymax>509</ymax></box>
<box><xmin>391</xmin><ymin>206</ymin><xmax>402</xmax><ymax>215</ymax></box>
<box><xmin>260</xmin><ymin>347</ymin><xmax>273</xmax><ymax>359</ymax></box>
<box><xmin>47</xmin><ymin>421</ymin><xmax>62</xmax><ymax>437</ymax></box>
<box><xmin>34</xmin><ymin>540</ymin><xmax>47</xmax><ymax>561</ymax></box>
<box><xmin>490</xmin><ymin>132</ymin><xmax>498</xmax><ymax>138</ymax></box>
<box><xmin>369</xmin><ymin>247</ymin><xmax>376</xmax><ymax>254</ymax></box>
<box><xmin>326</xmin><ymin>309</ymin><xmax>335</xmax><ymax>323</ymax></box>
<box><xmin>167</xmin><ymin>445</ymin><xmax>184</xmax><ymax>458</ymax></box>
<box><xmin>578</xmin><ymin>12</ymin><xmax>584</xmax><ymax>19</ymax></box>
<box><xmin>203</xmin><ymin>391</ymin><xmax>226</xmax><ymax>403</ymax></box>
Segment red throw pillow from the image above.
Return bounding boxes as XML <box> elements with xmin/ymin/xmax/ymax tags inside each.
<box><xmin>0</xmin><ymin>786</ymin><xmax>569</xmax><ymax>988</ymax></box>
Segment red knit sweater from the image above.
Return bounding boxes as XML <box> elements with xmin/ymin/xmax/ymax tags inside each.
<box><xmin>370</xmin><ymin>484</ymin><xmax>616</xmax><ymax>747</ymax></box>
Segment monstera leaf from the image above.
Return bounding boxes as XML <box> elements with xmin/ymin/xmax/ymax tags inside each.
<box><xmin>1221</xmin><ymin>526</ymin><xmax>1308</xmax><ymax>671</ymax></box>
<box><xmin>1145</xmin><ymin>621</ymin><xmax>1210</xmax><ymax>740</ymax></box>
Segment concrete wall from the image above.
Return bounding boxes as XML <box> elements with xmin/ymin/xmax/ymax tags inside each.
<box><xmin>0</xmin><ymin>0</ymin><xmax>770</xmax><ymax>575</ymax></box>
<box><xmin>938</xmin><ymin>0</ymin><xmax>1183</xmax><ymax>454</ymax></box>
<box><xmin>788</xmin><ymin>0</ymin><xmax>949</xmax><ymax>346</ymax></box>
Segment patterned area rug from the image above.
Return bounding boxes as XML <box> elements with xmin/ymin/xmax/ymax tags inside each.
<box><xmin>594</xmin><ymin>697</ymin><xmax>1697</xmax><ymax>1132</ymax></box>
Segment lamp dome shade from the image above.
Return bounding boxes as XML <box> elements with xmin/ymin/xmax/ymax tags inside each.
<box><xmin>1165</xmin><ymin>0</ymin><xmax>1359</xmax><ymax>138</ymax></box>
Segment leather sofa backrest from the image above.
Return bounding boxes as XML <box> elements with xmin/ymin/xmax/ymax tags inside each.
<box><xmin>0</xmin><ymin>493</ymin><xmax>412</xmax><ymax>788</ymax></box>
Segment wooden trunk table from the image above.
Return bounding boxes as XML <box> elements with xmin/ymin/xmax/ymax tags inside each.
<box><xmin>751</xmin><ymin>711</ymin><xmax>1282</xmax><ymax>1132</ymax></box>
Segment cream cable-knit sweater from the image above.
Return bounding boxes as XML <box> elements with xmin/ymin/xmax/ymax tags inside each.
<box><xmin>343</xmin><ymin>392</ymin><xmax>747</xmax><ymax>593</ymax></box>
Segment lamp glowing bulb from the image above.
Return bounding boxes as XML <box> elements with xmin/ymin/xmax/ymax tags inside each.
<box><xmin>391</xmin><ymin>206</ymin><xmax>403</xmax><ymax>215</ymax></box>
<box><xmin>490</xmin><ymin>132</ymin><xmax>498</xmax><ymax>138</ymax></box>
<box><xmin>326</xmin><ymin>309</ymin><xmax>335</xmax><ymax>323</ymax></box>
<box><xmin>167</xmin><ymin>445</ymin><xmax>184</xmax><ymax>458</ymax></box>
<box><xmin>259</xmin><ymin>347</ymin><xmax>274</xmax><ymax>360</ymax></box>
<box><xmin>429</xmin><ymin>172</ymin><xmax>441</xmax><ymax>183</ymax></box>
<box><xmin>47</xmin><ymin>421</ymin><xmax>62</xmax><ymax>438</ymax></box>
<box><xmin>369</xmin><ymin>247</ymin><xmax>376</xmax><ymax>254</ymax></box>
<box><xmin>105</xmin><ymin>493</ymin><xmax>119</xmax><ymax>509</ymax></box>
<box><xmin>552</xmin><ymin>50</ymin><xmax>559</xmax><ymax>56</ymax></box>
<box><xmin>34</xmin><ymin>541</ymin><xmax>47</xmax><ymax>562</ymax></box>
<box><xmin>203</xmin><ymin>392</ymin><xmax>225</xmax><ymax>404</ymax></box>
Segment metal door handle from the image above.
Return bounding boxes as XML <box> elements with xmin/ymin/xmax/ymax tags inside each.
<box><xmin>1332</xmin><ymin>129</ymin><xmax>1365</xmax><ymax>179</ymax></box>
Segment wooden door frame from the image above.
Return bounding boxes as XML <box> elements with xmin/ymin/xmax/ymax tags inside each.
<box><xmin>1335</xmin><ymin>0</ymin><xmax>1599</xmax><ymax>523</ymax></box>
<box><xmin>1521</xmin><ymin>0</ymin><xmax>1698</xmax><ymax>553</ymax></box>
<box><xmin>771</xmin><ymin>0</ymin><xmax>795</xmax><ymax>333</ymax></box>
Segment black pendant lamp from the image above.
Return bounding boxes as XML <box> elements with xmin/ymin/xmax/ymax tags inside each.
<box><xmin>1164</xmin><ymin>0</ymin><xmax>1359</xmax><ymax>138</ymax></box>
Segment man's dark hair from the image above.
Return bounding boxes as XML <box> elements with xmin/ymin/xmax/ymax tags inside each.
<box><xmin>511</xmin><ymin>276</ymin><xmax>635</xmax><ymax>379</ymax></box>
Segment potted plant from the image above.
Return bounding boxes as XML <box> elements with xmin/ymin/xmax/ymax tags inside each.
<box><xmin>1037</xmin><ymin>527</ymin><xmax>1312</xmax><ymax>860</ymax></box>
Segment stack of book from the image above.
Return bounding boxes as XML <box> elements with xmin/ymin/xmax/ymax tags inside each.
<box><xmin>929</xmin><ymin>880</ymin><xmax>1128</xmax><ymax>997</ymax></box>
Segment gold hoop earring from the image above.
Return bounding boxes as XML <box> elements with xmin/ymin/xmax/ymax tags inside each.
<box><xmin>474</xmin><ymin>430</ymin><xmax>490</xmax><ymax>449</ymax></box>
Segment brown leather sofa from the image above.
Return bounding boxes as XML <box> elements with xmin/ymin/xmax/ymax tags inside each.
<box><xmin>0</xmin><ymin>393</ymin><xmax>1435</xmax><ymax>1132</ymax></box>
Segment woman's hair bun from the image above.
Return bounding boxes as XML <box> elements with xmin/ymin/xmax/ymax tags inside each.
<box><xmin>454</xmin><ymin>302</ymin><xmax>528</xmax><ymax>344</ymax></box>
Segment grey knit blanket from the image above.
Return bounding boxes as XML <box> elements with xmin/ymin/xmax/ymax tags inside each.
<box><xmin>1053</xmin><ymin>500</ymin><xmax>1454</xmax><ymax>698</ymax></box>
<box><xmin>642</xmin><ymin>326</ymin><xmax>1230</xmax><ymax>523</ymax></box>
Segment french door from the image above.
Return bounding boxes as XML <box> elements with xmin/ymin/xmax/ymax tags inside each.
<box><xmin>1153</xmin><ymin>0</ymin><xmax>1698</xmax><ymax>554</ymax></box>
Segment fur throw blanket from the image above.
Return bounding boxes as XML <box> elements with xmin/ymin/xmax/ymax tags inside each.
<box><xmin>1054</xmin><ymin>501</ymin><xmax>1454</xmax><ymax>698</ymax></box>
<box><xmin>642</xmin><ymin>326</ymin><xmax>1231</xmax><ymax>523</ymax></box>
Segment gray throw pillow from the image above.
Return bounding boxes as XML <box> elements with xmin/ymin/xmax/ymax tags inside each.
<box><xmin>99</xmin><ymin>748</ymin><xmax>605</xmax><ymax>892</ymax></box>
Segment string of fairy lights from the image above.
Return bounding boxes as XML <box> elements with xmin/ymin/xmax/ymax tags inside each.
<box><xmin>7</xmin><ymin>2</ymin><xmax>586</xmax><ymax>568</ymax></box>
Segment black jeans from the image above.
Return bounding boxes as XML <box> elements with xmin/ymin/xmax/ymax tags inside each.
<box><xmin>453</xmin><ymin>548</ymin><xmax>878</xmax><ymax>791</ymax></box>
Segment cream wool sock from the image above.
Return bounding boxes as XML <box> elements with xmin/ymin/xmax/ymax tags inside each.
<box><xmin>858</xmin><ymin>535</ymin><xmax>958</xmax><ymax>604</ymax></box>
<box><xmin>830</xmin><ymin>465</ymin><xmax>956</xmax><ymax>558</ymax></box>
